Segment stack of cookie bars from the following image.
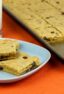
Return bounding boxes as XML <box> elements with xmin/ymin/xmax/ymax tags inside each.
<box><xmin>0</xmin><ymin>39</ymin><xmax>41</xmax><ymax>75</ymax></box>
<box><xmin>3</xmin><ymin>0</ymin><xmax>64</xmax><ymax>43</ymax></box>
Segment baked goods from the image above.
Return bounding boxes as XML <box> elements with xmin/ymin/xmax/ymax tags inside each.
<box><xmin>3</xmin><ymin>0</ymin><xmax>64</xmax><ymax>43</ymax></box>
<box><xmin>18</xmin><ymin>52</ymin><xmax>41</xmax><ymax>66</ymax></box>
<box><xmin>0</xmin><ymin>52</ymin><xmax>41</xmax><ymax>75</ymax></box>
<box><xmin>0</xmin><ymin>39</ymin><xmax>19</xmax><ymax>60</ymax></box>
<box><xmin>24</xmin><ymin>1</ymin><xmax>64</xmax><ymax>35</ymax></box>
<box><xmin>45</xmin><ymin>0</ymin><xmax>64</xmax><ymax>12</ymax></box>
<box><xmin>40</xmin><ymin>27</ymin><xmax>64</xmax><ymax>43</ymax></box>
<box><xmin>0</xmin><ymin>39</ymin><xmax>41</xmax><ymax>75</ymax></box>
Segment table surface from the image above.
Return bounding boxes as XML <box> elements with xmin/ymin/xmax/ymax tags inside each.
<box><xmin>1</xmin><ymin>11</ymin><xmax>64</xmax><ymax>94</ymax></box>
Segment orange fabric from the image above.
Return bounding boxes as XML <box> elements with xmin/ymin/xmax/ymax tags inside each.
<box><xmin>1</xmin><ymin>11</ymin><xmax>64</xmax><ymax>94</ymax></box>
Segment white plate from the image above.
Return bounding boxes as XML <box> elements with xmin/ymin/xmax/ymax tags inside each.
<box><xmin>0</xmin><ymin>38</ymin><xmax>51</xmax><ymax>83</ymax></box>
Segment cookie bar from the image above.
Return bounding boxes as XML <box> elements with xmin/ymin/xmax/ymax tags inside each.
<box><xmin>40</xmin><ymin>26</ymin><xmax>64</xmax><ymax>43</ymax></box>
<box><xmin>45</xmin><ymin>0</ymin><xmax>64</xmax><ymax>12</ymax></box>
<box><xmin>0</xmin><ymin>52</ymin><xmax>41</xmax><ymax>75</ymax></box>
<box><xmin>0</xmin><ymin>39</ymin><xmax>20</xmax><ymax>60</ymax></box>
<box><xmin>3</xmin><ymin>0</ymin><xmax>64</xmax><ymax>43</ymax></box>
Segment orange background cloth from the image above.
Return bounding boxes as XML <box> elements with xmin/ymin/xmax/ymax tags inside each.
<box><xmin>1</xmin><ymin>11</ymin><xmax>64</xmax><ymax>94</ymax></box>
